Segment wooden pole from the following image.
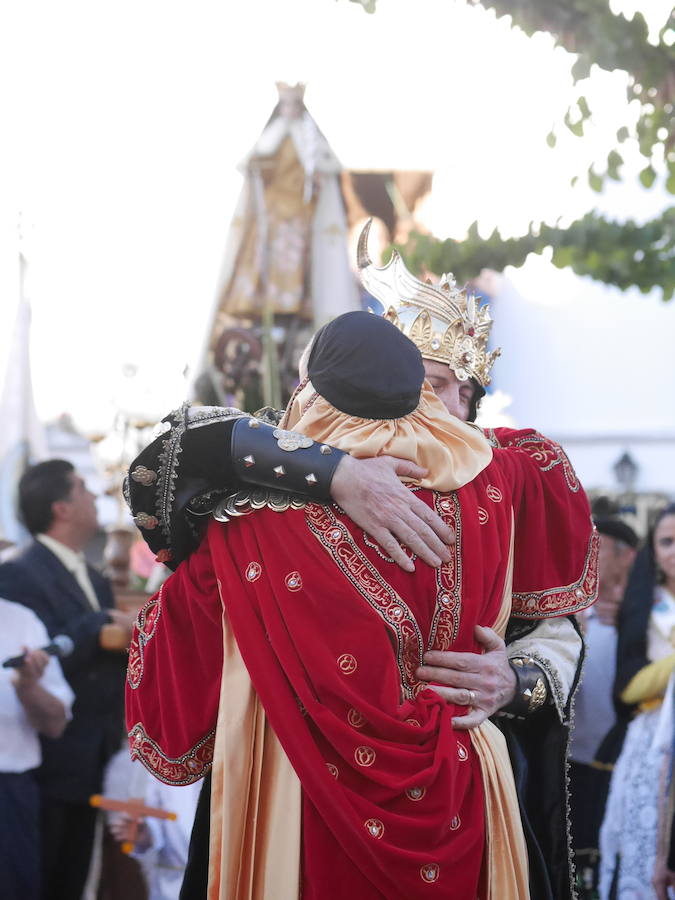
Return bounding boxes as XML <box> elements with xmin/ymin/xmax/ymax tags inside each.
<box><xmin>90</xmin><ymin>794</ymin><xmax>177</xmax><ymax>855</ymax></box>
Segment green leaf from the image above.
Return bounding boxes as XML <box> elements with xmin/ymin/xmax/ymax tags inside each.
<box><xmin>373</xmin><ymin>1</ymin><xmax>675</xmax><ymax>302</ymax></box>
<box><xmin>607</xmin><ymin>150</ymin><xmax>623</xmax><ymax>180</ymax></box>
<box><xmin>639</xmin><ymin>165</ymin><xmax>657</xmax><ymax>188</ymax></box>
<box><xmin>565</xmin><ymin>114</ymin><xmax>584</xmax><ymax>137</ymax></box>
<box><xmin>571</xmin><ymin>56</ymin><xmax>592</xmax><ymax>81</ymax></box>
<box><xmin>395</xmin><ymin>207</ymin><xmax>675</xmax><ymax>301</ymax></box>
<box><xmin>588</xmin><ymin>168</ymin><xmax>603</xmax><ymax>192</ymax></box>
<box><xmin>552</xmin><ymin>247</ymin><xmax>574</xmax><ymax>268</ymax></box>
<box><xmin>577</xmin><ymin>96</ymin><xmax>591</xmax><ymax>119</ymax></box>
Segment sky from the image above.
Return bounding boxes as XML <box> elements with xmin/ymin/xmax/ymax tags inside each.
<box><xmin>1</xmin><ymin>0</ymin><xmax>672</xmax><ymax>440</ymax></box>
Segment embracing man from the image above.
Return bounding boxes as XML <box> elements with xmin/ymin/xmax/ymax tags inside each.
<box><xmin>124</xmin><ymin>225</ymin><xmax>595</xmax><ymax>898</ymax></box>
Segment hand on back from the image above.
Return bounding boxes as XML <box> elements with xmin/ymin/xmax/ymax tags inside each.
<box><xmin>330</xmin><ymin>455</ymin><xmax>455</xmax><ymax>572</ymax></box>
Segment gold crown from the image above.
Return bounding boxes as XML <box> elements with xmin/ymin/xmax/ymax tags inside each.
<box><xmin>357</xmin><ymin>220</ymin><xmax>501</xmax><ymax>387</ymax></box>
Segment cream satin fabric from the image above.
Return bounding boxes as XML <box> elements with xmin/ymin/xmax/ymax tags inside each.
<box><xmin>471</xmin><ymin>723</ymin><xmax>530</xmax><ymax>900</ymax></box>
<box><xmin>280</xmin><ymin>378</ymin><xmax>492</xmax><ymax>493</ymax></box>
<box><xmin>207</xmin><ymin>528</ymin><xmax>529</xmax><ymax>900</ymax></box>
<box><xmin>208</xmin><ymin>594</ymin><xmax>301</xmax><ymax>900</ymax></box>
<box><xmin>470</xmin><ymin>518</ymin><xmax>531</xmax><ymax>900</ymax></box>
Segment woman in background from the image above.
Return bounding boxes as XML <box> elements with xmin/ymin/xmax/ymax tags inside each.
<box><xmin>599</xmin><ymin>504</ymin><xmax>675</xmax><ymax>899</ymax></box>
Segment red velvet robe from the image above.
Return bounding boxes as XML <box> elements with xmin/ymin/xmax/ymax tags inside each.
<box><xmin>126</xmin><ymin>428</ymin><xmax>597</xmax><ymax>899</ymax></box>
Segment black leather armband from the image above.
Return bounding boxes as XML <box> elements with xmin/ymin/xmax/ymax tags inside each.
<box><xmin>501</xmin><ymin>657</ymin><xmax>549</xmax><ymax>718</ymax></box>
<box><xmin>231</xmin><ymin>416</ymin><xmax>346</xmax><ymax>501</ymax></box>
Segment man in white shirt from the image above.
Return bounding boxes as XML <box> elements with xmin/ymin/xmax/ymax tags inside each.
<box><xmin>0</xmin><ymin>459</ymin><xmax>136</xmax><ymax>900</ymax></box>
<box><xmin>0</xmin><ymin>597</ymin><xmax>74</xmax><ymax>900</ymax></box>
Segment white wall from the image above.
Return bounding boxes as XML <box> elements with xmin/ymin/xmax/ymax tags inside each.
<box><xmin>486</xmin><ymin>258</ymin><xmax>675</xmax><ymax>494</ymax></box>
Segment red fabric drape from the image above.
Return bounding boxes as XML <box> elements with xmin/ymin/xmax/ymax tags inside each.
<box><xmin>126</xmin><ymin>553</ymin><xmax>223</xmax><ymax>784</ymax></box>
<box><xmin>126</xmin><ymin>429</ymin><xmax>597</xmax><ymax>899</ymax></box>
<box><xmin>208</xmin><ymin>498</ymin><xmax>493</xmax><ymax>899</ymax></box>
<box><xmin>488</xmin><ymin>428</ymin><xmax>599</xmax><ymax>617</ymax></box>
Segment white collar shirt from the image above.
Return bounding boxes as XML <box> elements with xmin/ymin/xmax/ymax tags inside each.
<box><xmin>36</xmin><ymin>534</ymin><xmax>101</xmax><ymax>611</ymax></box>
<box><xmin>0</xmin><ymin>598</ymin><xmax>74</xmax><ymax>773</ymax></box>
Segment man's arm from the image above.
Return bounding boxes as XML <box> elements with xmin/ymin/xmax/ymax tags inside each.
<box><xmin>416</xmin><ymin>616</ymin><xmax>583</xmax><ymax>730</ymax></box>
<box><xmin>417</xmin><ymin>426</ymin><xmax>592</xmax><ymax>730</ymax></box>
<box><xmin>501</xmin><ymin>616</ymin><xmax>583</xmax><ymax>722</ymax></box>
<box><xmin>330</xmin><ymin>456</ymin><xmax>453</xmax><ymax>571</ymax></box>
<box><xmin>13</xmin><ymin>648</ymin><xmax>69</xmax><ymax>739</ymax></box>
<box><xmin>416</xmin><ymin>625</ymin><xmax>517</xmax><ymax>730</ymax></box>
<box><xmin>126</xmin><ymin>408</ymin><xmax>454</xmax><ymax>571</ymax></box>
<box><xmin>228</xmin><ymin>417</ymin><xmax>454</xmax><ymax>571</ymax></box>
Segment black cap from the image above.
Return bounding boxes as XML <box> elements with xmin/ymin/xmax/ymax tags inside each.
<box><xmin>308</xmin><ymin>311</ymin><xmax>424</xmax><ymax>420</ymax></box>
<box><xmin>594</xmin><ymin>517</ymin><xmax>639</xmax><ymax>549</ymax></box>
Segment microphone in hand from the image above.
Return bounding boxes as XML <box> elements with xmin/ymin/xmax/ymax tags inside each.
<box><xmin>2</xmin><ymin>635</ymin><xmax>75</xmax><ymax>669</ymax></box>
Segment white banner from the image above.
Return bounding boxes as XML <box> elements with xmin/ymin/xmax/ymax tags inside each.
<box><xmin>0</xmin><ymin>285</ymin><xmax>48</xmax><ymax>543</ymax></box>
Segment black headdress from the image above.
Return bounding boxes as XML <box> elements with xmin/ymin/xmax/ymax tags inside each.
<box><xmin>308</xmin><ymin>310</ymin><xmax>424</xmax><ymax>420</ymax></box>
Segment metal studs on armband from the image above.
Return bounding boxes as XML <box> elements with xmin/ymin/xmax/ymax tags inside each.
<box><xmin>230</xmin><ymin>417</ymin><xmax>346</xmax><ymax>501</ymax></box>
<box><xmin>501</xmin><ymin>657</ymin><xmax>549</xmax><ymax>718</ymax></box>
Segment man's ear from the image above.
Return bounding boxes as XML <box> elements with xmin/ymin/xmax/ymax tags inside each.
<box><xmin>51</xmin><ymin>498</ymin><xmax>71</xmax><ymax>524</ymax></box>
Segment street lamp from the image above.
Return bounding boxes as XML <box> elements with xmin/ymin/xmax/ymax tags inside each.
<box><xmin>613</xmin><ymin>451</ymin><xmax>639</xmax><ymax>494</ymax></box>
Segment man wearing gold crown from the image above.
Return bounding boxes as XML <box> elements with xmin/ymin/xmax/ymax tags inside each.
<box><xmin>123</xmin><ymin>225</ymin><xmax>593</xmax><ymax>899</ymax></box>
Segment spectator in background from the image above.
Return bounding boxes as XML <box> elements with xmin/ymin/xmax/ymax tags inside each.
<box><xmin>0</xmin><ymin>597</ymin><xmax>73</xmax><ymax>900</ymax></box>
<box><xmin>569</xmin><ymin>518</ymin><xmax>638</xmax><ymax>898</ymax></box>
<box><xmin>0</xmin><ymin>460</ymin><xmax>135</xmax><ymax>900</ymax></box>
<box><xmin>103</xmin><ymin>748</ymin><xmax>201</xmax><ymax>900</ymax></box>
<box><xmin>599</xmin><ymin>504</ymin><xmax>675</xmax><ymax>900</ymax></box>
<box><xmin>652</xmin><ymin>505</ymin><xmax>675</xmax><ymax>900</ymax></box>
